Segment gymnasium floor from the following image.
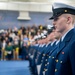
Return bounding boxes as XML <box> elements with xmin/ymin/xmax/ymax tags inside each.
<box><xmin>0</xmin><ymin>61</ymin><xmax>31</xmax><ymax>75</ymax></box>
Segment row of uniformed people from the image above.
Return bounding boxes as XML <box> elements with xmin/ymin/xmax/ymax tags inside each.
<box><xmin>28</xmin><ymin>26</ymin><xmax>62</xmax><ymax>75</ymax></box>
<box><xmin>41</xmin><ymin>31</ymin><xmax>61</xmax><ymax>75</ymax></box>
<box><xmin>28</xmin><ymin>2</ymin><xmax>75</xmax><ymax>75</ymax></box>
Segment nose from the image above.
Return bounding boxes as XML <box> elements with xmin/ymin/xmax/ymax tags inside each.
<box><xmin>53</xmin><ymin>20</ymin><xmax>56</xmax><ymax>26</ymax></box>
<box><xmin>53</xmin><ymin>21</ymin><xmax>57</xmax><ymax>30</ymax></box>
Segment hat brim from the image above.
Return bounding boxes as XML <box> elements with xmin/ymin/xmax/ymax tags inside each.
<box><xmin>49</xmin><ymin>16</ymin><xmax>54</xmax><ymax>20</ymax></box>
<box><xmin>49</xmin><ymin>13</ymin><xmax>63</xmax><ymax>20</ymax></box>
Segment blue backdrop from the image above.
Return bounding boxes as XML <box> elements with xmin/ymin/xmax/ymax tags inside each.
<box><xmin>0</xmin><ymin>11</ymin><xmax>52</xmax><ymax>29</ymax></box>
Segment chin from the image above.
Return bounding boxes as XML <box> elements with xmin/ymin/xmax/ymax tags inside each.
<box><xmin>56</xmin><ymin>30</ymin><xmax>60</xmax><ymax>32</ymax></box>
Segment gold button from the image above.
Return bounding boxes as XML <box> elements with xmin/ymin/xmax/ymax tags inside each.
<box><xmin>47</xmin><ymin>62</ymin><xmax>49</xmax><ymax>65</ymax></box>
<box><xmin>55</xmin><ymin>59</ymin><xmax>58</xmax><ymax>62</ymax></box>
<box><xmin>46</xmin><ymin>59</ymin><xmax>47</xmax><ymax>61</ymax></box>
<box><xmin>52</xmin><ymin>57</ymin><xmax>54</xmax><ymax>59</ymax></box>
<box><xmin>45</xmin><ymin>64</ymin><xmax>47</xmax><ymax>66</ymax></box>
<box><xmin>65</xmin><ymin>10</ymin><xmax>67</xmax><ymax>12</ymax></box>
<box><xmin>60</xmin><ymin>61</ymin><xmax>62</xmax><ymax>63</ymax></box>
<box><xmin>55</xmin><ymin>69</ymin><xmax>57</xmax><ymax>72</ymax></box>
<box><xmin>45</xmin><ymin>69</ymin><xmax>48</xmax><ymax>71</ymax></box>
<box><xmin>49</xmin><ymin>56</ymin><xmax>51</xmax><ymax>58</ymax></box>
<box><xmin>43</xmin><ymin>54</ymin><xmax>45</xmax><ymax>56</ymax></box>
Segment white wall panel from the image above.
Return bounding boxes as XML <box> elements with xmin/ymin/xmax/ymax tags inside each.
<box><xmin>7</xmin><ymin>3</ymin><xmax>19</xmax><ymax>11</ymax></box>
<box><xmin>19</xmin><ymin>4</ymin><xmax>29</xmax><ymax>11</ymax></box>
<box><xmin>0</xmin><ymin>0</ymin><xmax>8</xmax><ymax>1</ymax></box>
<box><xmin>29</xmin><ymin>4</ymin><xmax>40</xmax><ymax>12</ymax></box>
<box><xmin>0</xmin><ymin>1</ymin><xmax>75</xmax><ymax>12</ymax></box>
<box><xmin>0</xmin><ymin>2</ymin><xmax>51</xmax><ymax>12</ymax></box>
<box><xmin>0</xmin><ymin>3</ymin><xmax>7</xmax><ymax>10</ymax></box>
<box><xmin>40</xmin><ymin>4</ymin><xmax>52</xmax><ymax>12</ymax></box>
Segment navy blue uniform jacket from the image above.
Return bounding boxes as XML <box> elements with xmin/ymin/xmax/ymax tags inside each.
<box><xmin>54</xmin><ymin>28</ymin><xmax>75</xmax><ymax>75</ymax></box>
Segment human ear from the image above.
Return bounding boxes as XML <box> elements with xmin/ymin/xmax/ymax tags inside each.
<box><xmin>67</xmin><ymin>17</ymin><xmax>71</xmax><ymax>24</ymax></box>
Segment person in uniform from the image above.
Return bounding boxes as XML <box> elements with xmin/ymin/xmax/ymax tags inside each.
<box><xmin>44</xmin><ymin>29</ymin><xmax>61</xmax><ymax>75</ymax></box>
<box><xmin>40</xmin><ymin>27</ymin><xmax>56</xmax><ymax>75</ymax></box>
<box><xmin>49</xmin><ymin>2</ymin><xmax>75</xmax><ymax>75</ymax></box>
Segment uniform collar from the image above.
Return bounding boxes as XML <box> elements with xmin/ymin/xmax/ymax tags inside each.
<box><xmin>55</xmin><ymin>40</ymin><xmax>60</xmax><ymax>45</ymax></box>
<box><xmin>46</xmin><ymin>41</ymin><xmax>51</xmax><ymax>47</ymax></box>
<box><xmin>51</xmin><ymin>40</ymin><xmax>56</xmax><ymax>46</ymax></box>
<box><xmin>61</xmin><ymin>28</ymin><xmax>74</xmax><ymax>41</ymax></box>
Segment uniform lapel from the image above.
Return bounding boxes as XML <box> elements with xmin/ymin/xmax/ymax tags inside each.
<box><xmin>56</xmin><ymin>28</ymin><xmax>75</xmax><ymax>57</ymax></box>
<box><xmin>49</xmin><ymin>44</ymin><xmax>58</xmax><ymax>55</ymax></box>
<box><xmin>46</xmin><ymin>41</ymin><xmax>56</xmax><ymax>54</ymax></box>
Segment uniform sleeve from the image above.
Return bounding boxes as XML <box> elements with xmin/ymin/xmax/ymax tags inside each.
<box><xmin>69</xmin><ymin>42</ymin><xmax>75</xmax><ymax>75</ymax></box>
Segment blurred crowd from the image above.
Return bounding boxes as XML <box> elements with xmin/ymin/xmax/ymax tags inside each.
<box><xmin>0</xmin><ymin>24</ymin><xmax>49</xmax><ymax>60</ymax></box>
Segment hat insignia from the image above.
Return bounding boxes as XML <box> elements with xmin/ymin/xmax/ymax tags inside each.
<box><xmin>65</xmin><ymin>10</ymin><xmax>67</xmax><ymax>12</ymax></box>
